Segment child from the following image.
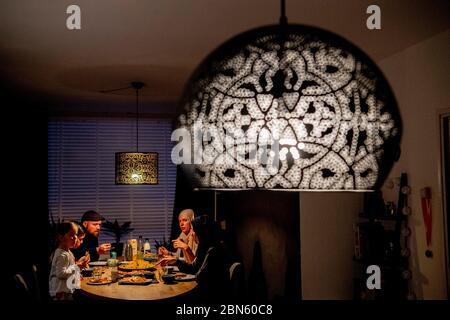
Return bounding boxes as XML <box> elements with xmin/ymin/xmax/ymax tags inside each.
<box><xmin>73</xmin><ymin>223</ymin><xmax>90</xmax><ymax>269</ymax></box>
<box><xmin>49</xmin><ymin>221</ymin><xmax>80</xmax><ymax>300</ymax></box>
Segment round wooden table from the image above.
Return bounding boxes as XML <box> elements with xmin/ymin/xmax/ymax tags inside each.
<box><xmin>80</xmin><ymin>276</ymin><xmax>197</xmax><ymax>301</ymax></box>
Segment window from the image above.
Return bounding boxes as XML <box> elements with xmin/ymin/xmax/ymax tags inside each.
<box><xmin>48</xmin><ymin>117</ymin><xmax>176</xmax><ymax>246</ymax></box>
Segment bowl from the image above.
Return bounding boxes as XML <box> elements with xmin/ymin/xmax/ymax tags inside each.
<box><xmin>161</xmin><ymin>274</ymin><xmax>175</xmax><ymax>284</ymax></box>
<box><xmin>143</xmin><ymin>271</ymin><xmax>155</xmax><ymax>279</ymax></box>
<box><xmin>82</xmin><ymin>267</ymin><xmax>94</xmax><ymax>277</ymax></box>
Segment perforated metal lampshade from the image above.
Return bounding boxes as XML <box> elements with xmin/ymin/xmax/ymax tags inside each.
<box><xmin>177</xmin><ymin>24</ymin><xmax>401</xmax><ymax>191</ymax></box>
<box><xmin>115</xmin><ymin>152</ymin><xmax>158</xmax><ymax>185</ymax></box>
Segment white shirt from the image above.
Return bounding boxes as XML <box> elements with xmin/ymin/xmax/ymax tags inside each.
<box><xmin>175</xmin><ymin>230</ymin><xmax>198</xmax><ymax>259</ymax></box>
<box><xmin>49</xmin><ymin>248</ymin><xmax>79</xmax><ymax>297</ymax></box>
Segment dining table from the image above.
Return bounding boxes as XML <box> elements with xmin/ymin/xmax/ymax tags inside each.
<box><xmin>79</xmin><ymin>265</ymin><xmax>197</xmax><ymax>301</ymax></box>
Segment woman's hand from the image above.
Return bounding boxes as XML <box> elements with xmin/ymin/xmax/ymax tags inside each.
<box><xmin>172</xmin><ymin>238</ymin><xmax>189</xmax><ymax>250</ymax></box>
<box><xmin>158</xmin><ymin>246</ymin><xmax>169</xmax><ymax>256</ymax></box>
<box><xmin>159</xmin><ymin>256</ymin><xmax>177</xmax><ymax>267</ymax></box>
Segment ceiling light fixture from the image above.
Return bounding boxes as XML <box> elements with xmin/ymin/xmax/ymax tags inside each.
<box><xmin>177</xmin><ymin>0</ymin><xmax>401</xmax><ymax>191</ymax></box>
<box><xmin>115</xmin><ymin>81</ymin><xmax>158</xmax><ymax>185</ymax></box>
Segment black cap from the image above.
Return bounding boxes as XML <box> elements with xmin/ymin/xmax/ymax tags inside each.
<box><xmin>81</xmin><ymin>210</ymin><xmax>105</xmax><ymax>222</ymax></box>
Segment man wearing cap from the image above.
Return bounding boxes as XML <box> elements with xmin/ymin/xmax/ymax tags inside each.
<box><xmin>72</xmin><ymin>210</ymin><xmax>111</xmax><ymax>262</ymax></box>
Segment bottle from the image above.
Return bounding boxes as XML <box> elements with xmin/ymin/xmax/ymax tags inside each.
<box><xmin>137</xmin><ymin>236</ymin><xmax>143</xmax><ymax>259</ymax></box>
<box><xmin>144</xmin><ymin>238</ymin><xmax>151</xmax><ymax>255</ymax></box>
<box><xmin>108</xmin><ymin>251</ymin><xmax>118</xmax><ymax>267</ymax></box>
<box><xmin>125</xmin><ymin>242</ymin><xmax>133</xmax><ymax>261</ymax></box>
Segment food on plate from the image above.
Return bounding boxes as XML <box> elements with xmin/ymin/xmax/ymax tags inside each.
<box><xmin>175</xmin><ymin>272</ymin><xmax>186</xmax><ymax>279</ymax></box>
<box><xmin>118</xmin><ymin>270</ymin><xmax>154</xmax><ymax>278</ymax></box>
<box><xmin>120</xmin><ymin>276</ymin><xmax>149</xmax><ymax>284</ymax></box>
<box><xmin>119</xmin><ymin>259</ymin><xmax>155</xmax><ymax>270</ymax></box>
<box><xmin>143</xmin><ymin>252</ymin><xmax>158</xmax><ymax>258</ymax></box>
<box><xmin>88</xmin><ymin>276</ymin><xmax>111</xmax><ymax>284</ymax></box>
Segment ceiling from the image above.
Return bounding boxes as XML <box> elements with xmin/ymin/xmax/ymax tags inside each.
<box><xmin>1</xmin><ymin>0</ymin><xmax>449</xmax><ymax>115</ymax></box>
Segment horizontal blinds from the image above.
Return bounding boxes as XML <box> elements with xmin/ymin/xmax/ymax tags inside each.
<box><xmin>48</xmin><ymin>117</ymin><xmax>176</xmax><ymax>246</ymax></box>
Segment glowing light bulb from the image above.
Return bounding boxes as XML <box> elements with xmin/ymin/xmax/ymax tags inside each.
<box><xmin>131</xmin><ymin>173</ymin><xmax>141</xmax><ymax>180</ymax></box>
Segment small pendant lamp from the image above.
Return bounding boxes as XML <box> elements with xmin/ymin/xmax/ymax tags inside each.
<box><xmin>115</xmin><ymin>81</ymin><xmax>158</xmax><ymax>185</ymax></box>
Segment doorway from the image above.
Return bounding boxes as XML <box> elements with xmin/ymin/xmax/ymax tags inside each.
<box><xmin>438</xmin><ymin>109</ymin><xmax>450</xmax><ymax>297</ymax></box>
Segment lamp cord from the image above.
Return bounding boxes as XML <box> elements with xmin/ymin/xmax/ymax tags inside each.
<box><xmin>279</xmin><ymin>0</ymin><xmax>287</xmax><ymax>26</ymax></box>
<box><xmin>136</xmin><ymin>87</ymin><xmax>139</xmax><ymax>152</ymax></box>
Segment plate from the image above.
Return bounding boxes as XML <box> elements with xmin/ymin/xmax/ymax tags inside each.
<box><xmin>89</xmin><ymin>261</ymin><xmax>107</xmax><ymax>266</ymax></box>
<box><xmin>118</xmin><ymin>277</ymin><xmax>153</xmax><ymax>285</ymax></box>
<box><xmin>143</xmin><ymin>256</ymin><xmax>159</xmax><ymax>262</ymax></box>
<box><xmin>87</xmin><ymin>279</ymin><xmax>112</xmax><ymax>285</ymax></box>
<box><xmin>118</xmin><ymin>260</ymin><xmax>155</xmax><ymax>271</ymax></box>
<box><xmin>175</xmin><ymin>274</ymin><xmax>196</xmax><ymax>282</ymax></box>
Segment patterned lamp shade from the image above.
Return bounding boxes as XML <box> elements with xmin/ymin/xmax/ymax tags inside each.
<box><xmin>177</xmin><ymin>25</ymin><xmax>401</xmax><ymax>191</ymax></box>
<box><xmin>115</xmin><ymin>152</ymin><xmax>158</xmax><ymax>185</ymax></box>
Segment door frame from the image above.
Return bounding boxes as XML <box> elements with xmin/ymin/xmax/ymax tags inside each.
<box><xmin>437</xmin><ymin>108</ymin><xmax>450</xmax><ymax>298</ymax></box>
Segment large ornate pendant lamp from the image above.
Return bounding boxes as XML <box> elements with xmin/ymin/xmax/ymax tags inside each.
<box><xmin>177</xmin><ymin>1</ymin><xmax>401</xmax><ymax>191</ymax></box>
<box><xmin>115</xmin><ymin>81</ymin><xmax>158</xmax><ymax>185</ymax></box>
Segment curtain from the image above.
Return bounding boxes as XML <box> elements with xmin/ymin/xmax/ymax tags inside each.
<box><xmin>48</xmin><ymin>117</ymin><xmax>176</xmax><ymax>247</ymax></box>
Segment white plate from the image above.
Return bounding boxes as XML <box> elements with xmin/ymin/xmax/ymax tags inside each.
<box><xmin>87</xmin><ymin>280</ymin><xmax>112</xmax><ymax>285</ymax></box>
<box><xmin>89</xmin><ymin>261</ymin><xmax>107</xmax><ymax>266</ymax></box>
<box><xmin>175</xmin><ymin>274</ymin><xmax>196</xmax><ymax>282</ymax></box>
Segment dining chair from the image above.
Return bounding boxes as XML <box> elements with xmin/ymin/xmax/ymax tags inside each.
<box><xmin>14</xmin><ymin>273</ymin><xmax>31</xmax><ymax>299</ymax></box>
<box><xmin>229</xmin><ymin>262</ymin><xmax>245</xmax><ymax>300</ymax></box>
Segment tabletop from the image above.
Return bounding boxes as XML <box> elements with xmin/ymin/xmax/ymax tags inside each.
<box><xmin>80</xmin><ymin>269</ymin><xmax>197</xmax><ymax>301</ymax></box>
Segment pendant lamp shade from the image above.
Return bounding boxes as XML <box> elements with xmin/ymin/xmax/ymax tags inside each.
<box><xmin>115</xmin><ymin>82</ymin><xmax>158</xmax><ymax>185</ymax></box>
<box><xmin>115</xmin><ymin>152</ymin><xmax>158</xmax><ymax>185</ymax></box>
<box><xmin>177</xmin><ymin>24</ymin><xmax>401</xmax><ymax>191</ymax></box>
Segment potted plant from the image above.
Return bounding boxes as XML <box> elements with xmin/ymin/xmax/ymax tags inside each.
<box><xmin>102</xmin><ymin>219</ymin><xmax>134</xmax><ymax>257</ymax></box>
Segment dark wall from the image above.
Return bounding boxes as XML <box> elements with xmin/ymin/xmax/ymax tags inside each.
<box><xmin>218</xmin><ymin>190</ymin><xmax>301</xmax><ymax>302</ymax></box>
<box><xmin>3</xmin><ymin>83</ymin><xmax>49</xmax><ymax>301</ymax></box>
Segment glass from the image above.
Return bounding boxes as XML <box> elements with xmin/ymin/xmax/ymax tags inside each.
<box><xmin>111</xmin><ymin>267</ymin><xmax>119</xmax><ymax>282</ymax></box>
<box><xmin>92</xmin><ymin>267</ymin><xmax>102</xmax><ymax>281</ymax></box>
<box><xmin>155</xmin><ymin>267</ymin><xmax>163</xmax><ymax>283</ymax></box>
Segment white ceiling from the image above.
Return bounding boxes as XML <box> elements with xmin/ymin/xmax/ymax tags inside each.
<box><xmin>1</xmin><ymin>0</ymin><xmax>448</xmax><ymax>115</ymax></box>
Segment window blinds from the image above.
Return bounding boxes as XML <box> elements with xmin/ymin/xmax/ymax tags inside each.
<box><xmin>48</xmin><ymin>117</ymin><xmax>176</xmax><ymax>247</ymax></box>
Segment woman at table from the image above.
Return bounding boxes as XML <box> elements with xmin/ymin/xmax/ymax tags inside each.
<box><xmin>160</xmin><ymin>215</ymin><xmax>229</xmax><ymax>302</ymax></box>
<box><xmin>158</xmin><ymin>208</ymin><xmax>198</xmax><ymax>263</ymax></box>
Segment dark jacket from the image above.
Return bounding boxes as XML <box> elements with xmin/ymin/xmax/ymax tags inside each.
<box><xmin>176</xmin><ymin>215</ymin><xmax>230</xmax><ymax>301</ymax></box>
<box><xmin>71</xmin><ymin>233</ymin><xmax>99</xmax><ymax>261</ymax></box>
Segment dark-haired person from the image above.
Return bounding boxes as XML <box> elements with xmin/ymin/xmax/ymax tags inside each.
<box><xmin>160</xmin><ymin>215</ymin><xmax>229</xmax><ymax>301</ymax></box>
<box><xmin>73</xmin><ymin>223</ymin><xmax>90</xmax><ymax>269</ymax></box>
<box><xmin>49</xmin><ymin>221</ymin><xmax>79</xmax><ymax>300</ymax></box>
<box><xmin>72</xmin><ymin>210</ymin><xmax>110</xmax><ymax>262</ymax></box>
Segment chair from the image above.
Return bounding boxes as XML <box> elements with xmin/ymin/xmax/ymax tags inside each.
<box><xmin>229</xmin><ymin>262</ymin><xmax>245</xmax><ymax>300</ymax></box>
<box><xmin>31</xmin><ymin>264</ymin><xmax>41</xmax><ymax>301</ymax></box>
<box><xmin>13</xmin><ymin>264</ymin><xmax>41</xmax><ymax>301</ymax></box>
<box><xmin>13</xmin><ymin>273</ymin><xmax>31</xmax><ymax>300</ymax></box>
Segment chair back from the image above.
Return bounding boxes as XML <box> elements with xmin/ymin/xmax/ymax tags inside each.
<box><xmin>229</xmin><ymin>262</ymin><xmax>245</xmax><ymax>300</ymax></box>
<box><xmin>31</xmin><ymin>264</ymin><xmax>41</xmax><ymax>301</ymax></box>
<box><xmin>13</xmin><ymin>264</ymin><xmax>41</xmax><ymax>301</ymax></box>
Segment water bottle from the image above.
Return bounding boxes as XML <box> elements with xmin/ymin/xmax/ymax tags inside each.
<box><xmin>144</xmin><ymin>238</ymin><xmax>151</xmax><ymax>255</ymax></box>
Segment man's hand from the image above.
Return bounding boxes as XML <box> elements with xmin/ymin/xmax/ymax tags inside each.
<box><xmin>97</xmin><ymin>243</ymin><xmax>111</xmax><ymax>254</ymax></box>
<box><xmin>172</xmin><ymin>238</ymin><xmax>188</xmax><ymax>250</ymax></box>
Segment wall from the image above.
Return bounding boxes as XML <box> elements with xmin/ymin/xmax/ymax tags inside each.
<box><xmin>219</xmin><ymin>190</ymin><xmax>301</xmax><ymax>301</ymax></box>
<box><xmin>378</xmin><ymin>30</ymin><xmax>449</xmax><ymax>299</ymax></box>
<box><xmin>300</xmin><ymin>192</ymin><xmax>363</xmax><ymax>299</ymax></box>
